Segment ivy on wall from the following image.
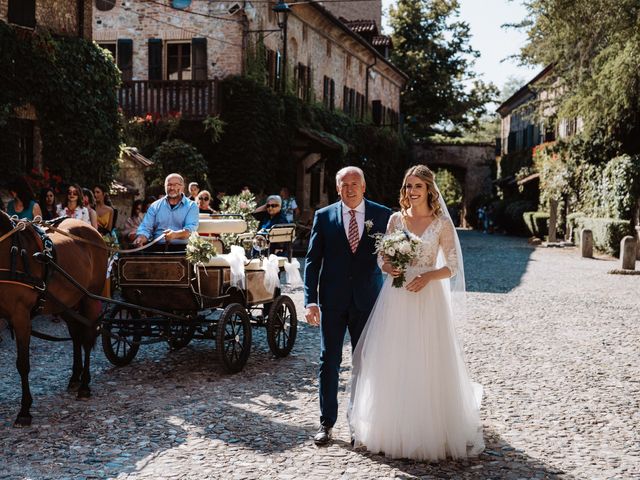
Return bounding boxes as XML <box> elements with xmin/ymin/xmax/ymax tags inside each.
<box><xmin>0</xmin><ymin>22</ymin><xmax>121</xmax><ymax>186</ymax></box>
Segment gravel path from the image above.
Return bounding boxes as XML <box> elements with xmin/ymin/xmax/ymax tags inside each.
<box><xmin>0</xmin><ymin>231</ymin><xmax>638</xmax><ymax>479</ymax></box>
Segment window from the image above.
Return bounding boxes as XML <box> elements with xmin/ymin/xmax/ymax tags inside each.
<box><xmin>167</xmin><ymin>43</ymin><xmax>192</xmax><ymax>80</ymax></box>
<box><xmin>8</xmin><ymin>0</ymin><xmax>36</xmax><ymax>28</ymax></box>
<box><xmin>5</xmin><ymin>119</ymin><xmax>35</xmax><ymax>174</ymax></box>
<box><xmin>95</xmin><ymin>0</ymin><xmax>116</xmax><ymax>11</ymax></box>
<box><xmin>295</xmin><ymin>63</ymin><xmax>312</xmax><ymax>101</ymax></box>
<box><xmin>99</xmin><ymin>40</ymin><xmax>133</xmax><ymax>81</ymax></box>
<box><xmin>322</xmin><ymin>77</ymin><xmax>335</xmax><ymax>110</ymax></box>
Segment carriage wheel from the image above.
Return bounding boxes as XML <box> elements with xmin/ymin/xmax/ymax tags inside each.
<box><xmin>101</xmin><ymin>306</ymin><xmax>142</xmax><ymax>367</ymax></box>
<box><xmin>266</xmin><ymin>295</ymin><xmax>297</xmax><ymax>358</ymax></box>
<box><xmin>166</xmin><ymin>321</ymin><xmax>197</xmax><ymax>351</ymax></box>
<box><xmin>216</xmin><ymin>303</ymin><xmax>252</xmax><ymax>374</ymax></box>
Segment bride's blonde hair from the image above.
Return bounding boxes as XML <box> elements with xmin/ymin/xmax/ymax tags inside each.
<box><xmin>399</xmin><ymin>164</ymin><xmax>442</xmax><ymax>217</ymax></box>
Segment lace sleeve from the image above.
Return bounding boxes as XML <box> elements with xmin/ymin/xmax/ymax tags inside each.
<box><xmin>439</xmin><ymin>217</ymin><xmax>458</xmax><ymax>277</ymax></box>
<box><xmin>377</xmin><ymin>212</ymin><xmax>402</xmax><ymax>269</ymax></box>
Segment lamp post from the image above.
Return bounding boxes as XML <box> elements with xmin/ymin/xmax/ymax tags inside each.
<box><xmin>272</xmin><ymin>0</ymin><xmax>291</xmax><ymax>92</ymax></box>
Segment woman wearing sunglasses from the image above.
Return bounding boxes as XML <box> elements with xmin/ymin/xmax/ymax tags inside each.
<box><xmin>253</xmin><ymin>195</ymin><xmax>289</xmax><ymax>231</ymax></box>
<box><xmin>197</xmin><ymin>190</ymin><xmax>215</xmax><ymax>214</ymax></box>
<box><xmin>56</xmin><ymin>183</ymin><xmax>90</xmax><ymax>223</ymax></box>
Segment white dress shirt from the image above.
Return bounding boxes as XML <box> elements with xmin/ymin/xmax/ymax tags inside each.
<box><xmin>342</xmin><ymin>200</ymin><xmax>365</xmax><ymax>241</ymax></box>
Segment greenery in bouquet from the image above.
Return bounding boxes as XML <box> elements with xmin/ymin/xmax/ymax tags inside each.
<box><xmin>186</xmin><ymin>232</ymin><xmax>217</xmax><ymax>265</ymax></box>
<box><xmin>219</xmin><ymin>191</ymin><xmax>259</xmax><ymax>250</ymax></box>
<box><xmin>372</xmin><ymin>230</ymin><xmax>422</xmax><ymax>288</ymax></box>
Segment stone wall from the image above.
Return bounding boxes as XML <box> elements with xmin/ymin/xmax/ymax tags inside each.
<box><xmin>93</xmin><ymin>0</ymin><xmax>244</xmax><ymax>81</ymax></box>
<box><xmin>0</xmin><ymin>0</ymin><xmax>92</xmax><ymax>40</ymax></box>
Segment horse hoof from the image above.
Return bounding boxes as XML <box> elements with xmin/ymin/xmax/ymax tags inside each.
<box><xmin>14</xmin><ymin>415</ymin><xmax>32</xmax><ymax>427</ymax></box>
<box><xmin>76</xmin><ymin>390</ymin><xmax>91</xmax><ymax>401</ymax></box>
<box><xmin>67</xmin><ymin>381</ymin><xmax>81</xmax><ymax>392</ymax></box>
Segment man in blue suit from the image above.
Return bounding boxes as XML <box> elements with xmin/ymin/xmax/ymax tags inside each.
<box><xmin>304</xmin><ymin>166</ymin><xmax>392</xmax><ymax>446</ymax></box>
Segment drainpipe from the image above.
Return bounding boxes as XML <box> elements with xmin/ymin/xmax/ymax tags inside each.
<box><xmin>365</xmin><ymin>57</ymin><xmax>377</xmax><ymax>119</ymax></box>
<box><xmin>77</xmin><ymin>0</ymin><xmax>85</xmax><ymax>38</ymax></box>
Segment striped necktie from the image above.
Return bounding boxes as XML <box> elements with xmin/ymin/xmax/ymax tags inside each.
<box><xmin>348</xmin><ymin>209</ymin><xmax>359</xmax><ymax>253</ymax></box>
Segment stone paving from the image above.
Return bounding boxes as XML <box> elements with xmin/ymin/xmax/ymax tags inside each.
<box><xmin>1</xmin><ymin>231</ymin><xmax>639</xmax><ymax>479</ymax></box>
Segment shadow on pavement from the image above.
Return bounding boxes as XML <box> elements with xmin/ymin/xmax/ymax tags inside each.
<box><xmin>341</xmin><ymin>426</ymin><xmax>573</xmax><ymax>479</ymax></box>
<box><xmin>460</xmin><ymin>230</ymin><xmax>535</xmax><ymax>293</ymax></box>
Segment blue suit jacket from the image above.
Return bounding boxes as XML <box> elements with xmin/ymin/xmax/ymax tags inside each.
<box><xmin>304</xmin><ymin>199</ymin><xmax>392</xmax><ymax>312</ymax></box>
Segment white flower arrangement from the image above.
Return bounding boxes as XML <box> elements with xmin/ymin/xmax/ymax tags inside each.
<box><xmin>364</xmin><ymin>219</ymin><xmax>374</xmax><ymax>233</ymax></box>
<box><xmin>372</xmin><ymin>229</ymin><xmax>422</xmax><ymax>287</ymax></box>
<box><xmin>185</xmin><ymin>232</ymin><xmax>217</xmax><ymax>265</ymax></box>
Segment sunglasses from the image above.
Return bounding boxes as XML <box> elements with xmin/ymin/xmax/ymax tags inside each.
<box><xmin>266</xmin><ymin>204</ymin><xmax>280</xmax><ymax>208</ymax></box>
<box><xmin>199</xmin><ymin>197</ymin><xmax>210</xmax><ymax>201</ymax></box>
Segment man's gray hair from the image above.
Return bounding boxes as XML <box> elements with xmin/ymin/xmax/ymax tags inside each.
<box><xmin>165</xmin><ymin>173</ymin><xmax>184</xmax><ymax>185</ymax></box>
<box><xmin>336</xmin><ymin>166</ymin><xmax>365</xmax><ymax>186</ymax></box>
<box><xmin>266</xmin><ymin>194</ymin><xmax>282</xmax><ymax>205</ymax></box>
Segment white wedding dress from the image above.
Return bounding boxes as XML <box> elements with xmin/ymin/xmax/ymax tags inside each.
<box><xmin>349</xmin><ymin>212</ymin><xmax>484</xmax><ymax>461</ymax></box>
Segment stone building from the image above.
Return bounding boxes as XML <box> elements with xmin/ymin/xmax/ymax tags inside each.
<box><xmin>0</xmin><ymin>0</ymin><xmax>93</xmax><ymax>176</ymax></box>
<box><xmin>93</xmin><ymin>0</ymin><xmax>407</xmax><ymax>217</ymax></box>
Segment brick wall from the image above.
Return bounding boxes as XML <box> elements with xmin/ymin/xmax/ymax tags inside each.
<box><xmin>93</xmin><ymin>0</ymin><xmax>244</xmax><ymax>81</ymax></box>
<box><xmin>0</xmin><ymin>0</ymin><xmax>92</xmax><ymax>39</ymax></box>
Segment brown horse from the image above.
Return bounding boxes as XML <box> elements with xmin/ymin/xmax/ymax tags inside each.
<box><xmin>0</xmin><ymin>211</ymin><xmax>108</xmax><ymax>426</ymax></box>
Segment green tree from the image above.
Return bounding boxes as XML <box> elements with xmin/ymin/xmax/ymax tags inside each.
<box><xmin>389</xmin><ymin>0</ymin><xmax>498</xmax><ymax>139</ymax></box>
<box><xmin>148</xmin><ymin>139</ymin><xmax>208</xmax><ymax>189</ymax></box>
<box><xmin>518</xmin><ymin>0</ymin><xmax>640</xmax><ymax>153</ymax></box>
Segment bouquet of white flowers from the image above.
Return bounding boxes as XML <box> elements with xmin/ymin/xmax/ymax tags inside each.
<box><xmin>372</xmin><ymin>229</ymin><xmax>422</xmax><ymax>288</ymax></box>
<box><xmin>185</xmin><ymin>232</ymin><xmax>217</xmax><ymax>265</ymax></box>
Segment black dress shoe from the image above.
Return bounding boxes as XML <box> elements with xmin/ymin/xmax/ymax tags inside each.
<box><xmin>313</xmin><ymin>425</ymin><xmax>333</xmax><ymax>446</ymax></box>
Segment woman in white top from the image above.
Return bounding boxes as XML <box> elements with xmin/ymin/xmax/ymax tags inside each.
<box><xmin>57</xmin><ymin>183</ymin><xmax>90</xmax><ymax>224</ymax></box>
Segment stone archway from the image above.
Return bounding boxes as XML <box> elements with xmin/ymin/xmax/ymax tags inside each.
<box><xmin>412</xmin><ymin>142</ymin><xmax>495</xmax><ymax>227</ymax></box>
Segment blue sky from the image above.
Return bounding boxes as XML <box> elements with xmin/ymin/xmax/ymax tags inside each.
<box><xmin>381</xmin><ymin>0</ymin><xmax>541</xmax><ymax>92</ymax></box>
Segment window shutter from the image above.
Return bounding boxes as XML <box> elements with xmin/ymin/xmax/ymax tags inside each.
<box><xmin>330</xmin><ymin>79</ymin><xmax>335</xmax><ymax>111</ymax></box>
<box><xmin>117</xmin><ymin>39</ymin><xmax>133</xmax><ymax>82</ymax></box>
<box><xmin>323</xmin><ymin>76</ymin><xmax>329</xmax><ymax>108</ymax></box>
<box><xmin>192</xmin><ymin>38</ymin><xmax>207</xmax><ymax>81</ymax></box>
<box><xmin>148</xmin><ymin>38</ymin><xmax>163</xmax><ymax>81</ymax></box>
<box><xmin>8</xmin><ymin>0</ymin><xmax>36</xmax><ymax>28</ymax></box>
<box><xmin>343</xmin><ymin>86</ymin><xmax>349</xmax><ymax>112</ymax></box>
<box><xmin>372</xmin><ymin>100</ymin><xmax>382</xmax><ymax>125</ymax></box>
<box><xmin>306</xmin><ymin>66</ymin><xmax>312</xmax><ymax>102</ymax></box>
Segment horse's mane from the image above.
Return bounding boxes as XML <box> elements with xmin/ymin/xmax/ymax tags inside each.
<box><xmin>0</xmin><ymin>210</ymin><xmax>14</xmax><ymax>232</ymax></box>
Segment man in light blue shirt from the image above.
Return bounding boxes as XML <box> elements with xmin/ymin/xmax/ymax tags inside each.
<box><xmin>133</xmin><ymin>173</ymin><xmax>199</xmax><ymax>247</ymax></box>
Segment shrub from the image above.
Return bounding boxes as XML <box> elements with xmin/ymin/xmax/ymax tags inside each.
<box><xmin>566</xmin><ymin>211</ymin><xmax>586</xmax><ymax>241</ymax></box>
<box><xmin>601</xmin><ymin>154</ymin><xmax>640</xmax><ymax>220</ymax></box>
<box><xmin>148</xmin><ymin>140</ymin><xmax>208</xmax><ymax>189</ymax></box>
<box><xmin>575</xmin><ymin>217</ymin><xmax>634</xmax><ymax>256</ymax></box>
<box><xmin>523</xmin><ymin>211</ymin><xmax>536</xmax><ymax>236</ymax></box>
<box><xmin>502</xmin><ymin>200</ymin><xmax>536</xmax><ymax>236</ymax></box>
<box><xmin>533</xmin><ymin>212</ymin><xmax>550</xmax><ymax>238</ymax></box>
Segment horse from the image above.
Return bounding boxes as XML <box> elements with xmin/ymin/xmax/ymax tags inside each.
<box><xmin>0</xmin><ymin>211</ymin><xmax>109</xmax><ymax>426</ymax></box>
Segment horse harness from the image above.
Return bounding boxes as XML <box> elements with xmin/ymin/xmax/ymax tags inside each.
<box><xmin>0</xmin><ymin>216</ymin><xmax>58</xmax><ymax>317</ymax></box>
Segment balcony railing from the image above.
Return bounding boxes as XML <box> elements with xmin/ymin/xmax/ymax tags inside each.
<box><xmin>118</xmin><ymin>80</ymin><xmax>218</xmax><ymax>119</ymax></box>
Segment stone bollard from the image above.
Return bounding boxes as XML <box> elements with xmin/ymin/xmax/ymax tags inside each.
<box><xmin>620</xmin><ymin>236</ymin><xmax>637</xmax><ymax>270</ymax></box>
<box><xmin>581</xmin><ymin>229</ymin><xmax>593</xmax><ymax>258</ymax></box>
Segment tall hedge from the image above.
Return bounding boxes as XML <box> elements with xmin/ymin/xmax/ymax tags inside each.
<box><xmin>0</xmin><ymin>22</ymin><xmax>121</xmax><ymax>186</ymax></box>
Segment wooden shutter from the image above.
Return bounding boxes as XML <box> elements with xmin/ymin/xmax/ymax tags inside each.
<box><xmin>148</xmin><ymin>39</ymin><xmax>163</xmax><ymax>81</ymax></box>
<box><xmin>330</xmin><ymin>79</ymin><xmax>335</xmax><ymax>111</ymax></box>
<box><xmin>192</xmin><ymin>38</ymin><xmax>207</xmax><ymax>81</ymax></box>
<box><xmin>8</xmin><ymin>0</ymin><xmax>36</xmax><ymax>28</ymax></box>
<box><xmin>323</xmin><ymin>76</ymin><xmax>329</xmax><ymax>108</ymax></box>
<box><xmin>117</xmin><ymin>39</ymin><xmax>133</xmax><ymax>82</ymax></box>
<box><xmin>372</xmin><ymin>100</ymin><xmax>382</xmax><ymax>125</ymax></box>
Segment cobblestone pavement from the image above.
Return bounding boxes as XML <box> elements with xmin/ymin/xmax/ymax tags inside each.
<box><xmin>1</xmin><ymin>231</ymin><xmax>639</xmax><ymax>479</ymax></box>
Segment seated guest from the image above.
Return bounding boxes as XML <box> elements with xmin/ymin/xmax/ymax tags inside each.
<box><xmin>253</xmin><ymin>195</ymin><xmax>289</xmax><ymax>231</ymax></box>
<box><xmin>133</xmin><ymin>173</ymin><xmax>199</xmax><ymax>250</ymax></box>
<box><xmin>188</xmin><ymin>181</ymin><xmax>200</xmax><ymax>201</ymax></box>
<box><xmin>39</xmin><ymin>187</ymin><xmax>57</xmax><ymax>221</ymax></box>
<box><xmin>197</xmin><ymin>190</ymin><xmax>215</xmax><ymax>214</ymax></box>
<box><xmin>7</xmin><ymin>177</ymin><xmax>42</xmax><ymax>220</ymax></box>
<box><xmin>122</xmin><ymin>199</ymin><xmax>143</xmax><ymax>245</ymax></box>
<box><xmin>93</xmin><ymin>184</ymin><xmax>114</xmax><ymax>235</ymax></box>
<box><xmin>82</xmin><ymin>187</ymin><xmax>99</xmax><ymax>229</ymax></box>
<box><xmin>212</xmin><ymin>188</ymin><xmax>225</xmax><ymax>212</ymax></box>
<box><xmin>252</xmin><ymin>195</ymin><xmax>290</xmax><ymax>257</ymax></box>
<box><xmin>57</xmin><ymin>184</ymin><xmax>90</xmax><ymax>223</ymax></box>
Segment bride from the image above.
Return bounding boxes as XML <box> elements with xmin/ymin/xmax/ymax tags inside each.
<box><xmin>349</xmin><ymin>164</ymin><xmax>484</xmax><ymax>461</ymax></box>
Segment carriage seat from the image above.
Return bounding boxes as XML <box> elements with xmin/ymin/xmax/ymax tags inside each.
<box><xmin>198</xmin><ymin>217</ymin><xmax>247</xmax><ymax>235</ymax></box>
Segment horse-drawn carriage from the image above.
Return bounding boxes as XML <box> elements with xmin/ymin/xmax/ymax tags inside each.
<box><xmin>0</xmin><ymin>211</ymin><xmax>298</xmax><ymax>426</ymax></box>
<box><xmin>101</xmin><ymin>215</ymin><xmax>299</xmax><ymax>373</ymax></box>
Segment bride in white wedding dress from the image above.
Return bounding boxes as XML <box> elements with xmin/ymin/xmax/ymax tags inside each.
<box><xmin>349</xmin><ymin>164</ymin><xmax>484</xmax><ymax>461</ymax></box>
